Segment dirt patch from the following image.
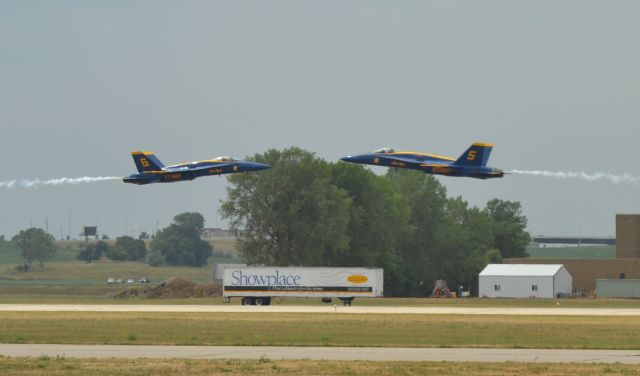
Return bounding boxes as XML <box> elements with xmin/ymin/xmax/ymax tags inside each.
<box><xmin>113</xmin><ymin>277</ymin><xmax>221</xmax><ymax>299</ymax></box>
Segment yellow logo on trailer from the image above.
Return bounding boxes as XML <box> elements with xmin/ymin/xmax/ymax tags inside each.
<box><xmin>347</xmin><ymin>275</ymin><xmax>368</xmax><ymax>284</ymax></box>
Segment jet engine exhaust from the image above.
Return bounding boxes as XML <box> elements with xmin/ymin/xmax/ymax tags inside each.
<box><xmin>0</xmin><ymin>176</ymin><xmax>121</xmax><ymax>189</ymax></box>
<box><xmin>509</xmin><ymin>170</ymin><xmax>640</xmax><ymax>186</ymax></box>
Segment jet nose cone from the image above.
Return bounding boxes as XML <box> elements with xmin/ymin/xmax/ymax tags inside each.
<box><xmin>243</xmin><ymin>162</ymin><xmax>270</xmax><ymax>171</ymax></box>
<box><xmin>254</xmin><ymin>162</ymin><xmax>271</xmax><ymax>171</ymax></box>
<box><xmin>340</xmin><ymin>155</ymin><xmax>359</xmax><ymax>163</ymax></box>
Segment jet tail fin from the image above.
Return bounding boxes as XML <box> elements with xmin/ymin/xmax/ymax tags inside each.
<box><xmin>454</xmin><ymin>143</ymin><xmax>494</xmax><ymax>167</ymax></box>
<box><xmin>131</xmin><ymin>151</ymin><xmax>165</xmax><ymax>172</ymax></box>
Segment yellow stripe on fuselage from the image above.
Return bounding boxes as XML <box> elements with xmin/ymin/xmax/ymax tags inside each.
<box><xmin>199</xmin><ymin>159</ymin><xmax>228</xmax><ymax>163</ymax></box>
<box><xmin>419</xmin><ymin>163</ymin><xmax>450</xmax><ymax>167</ymax></box>
<box><xmin>387</xmin><ymin>151</ymin><xmax>455</xmax><ymax>161</ymax></box>
<box><xmin>169</xmin><ymin>159</ymin><xmax>227</xmax><ymax>168</ymax></box>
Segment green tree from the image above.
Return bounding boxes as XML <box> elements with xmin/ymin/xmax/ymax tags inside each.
<box><xmin>438</xmin><ymin>198</ymin><xmax>495</xmax><ymax>289</ymax></box>
<box><xmin>146</xmin><ymin>247</ymin><xmax>165</xmax><ymax>266</ymax></box>
<box><xmin>12</xmin><ymin>228</ymin><xmax>57</xmax><ymax>270</ymax></box>
<box><xmin>330</xmin><ymin>162</ymin><xmax>411</xmax><ymax>293</ymax></box>
<box><xmin>483</xmin><ymin>248</ymin><xmax>503</xmax><ymax>264</ymax></box>
<box><xmin>485</xmin><ymin>199</ymin><xmax>530</xmax><ymax>258</ymax></box>
<box><xmin>385</xmin><ymin>169</ymin><xmax>450</xmax><ymax>296</ymax></box>
<box><xmin>77</xmin><ymin>241</ymin><xmax>109</xmax><ymax>263</ymax></box>
<box><xmin>114</xmin><ymin>236</ymin><xmax>147</xmax><ymax>261</ymax></box>
<box><xmin>383</xmin><ymin>171</ymin><xmax>512</xmax><ymax>295</ymax></box>
<box><xmin>149</xmin><ymin>212</ymin><xmax>212</xmax><ymax>266</ymax></box>
<box><xmin>105</xmin><ymin>244</ymin><xmax>128</xmax><ymax>262</ymax></box>
<box><xmin>95</xmin><ymin>240</ymin><xmax>109</xmax><ymax>256</ymax></box>
<box><xmin>220</xmin><ymin>148</ymin><xmax>351</xmax><ymax>266</ymax></box>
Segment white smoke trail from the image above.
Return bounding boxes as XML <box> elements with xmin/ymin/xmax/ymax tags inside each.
<box><xmin>0</xmin><ymin>176</ymin><xmax>121</xmax><ymax>189</ymax></box>
<box><xmin>509</xmin><ymin>170</ymin><xmax>640</xmax><ymax>186</ymax></box>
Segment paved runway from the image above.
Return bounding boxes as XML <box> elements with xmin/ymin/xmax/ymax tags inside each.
<box><xmin>1</xmin><ymin>304</ymin><xmax>640</xmax><ymax>316</ymax></box>
<box><xmin>1</xmin><ymin>344</ymin><xmax>640</xmax><ymax>363</ymax></box>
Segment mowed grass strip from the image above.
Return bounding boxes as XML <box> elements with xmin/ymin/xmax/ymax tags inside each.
<box><xmin>0</xmin><ymin>261</ymin><xmax>213</xmax><ymax>282</ymax></box>
<box><xmin>4</xmin><ymin>293</ymin><xmax>640</xmax><ymax>308</ymax></box>
<box><xmin>1</xmin><ymin>357</ymin><xmax>640</xmax><ymax>376</ymax></box>
<box><xmin>0</xmin><ymin>312</ymin><xmax>639</xmax><ymax>349</ymax></box>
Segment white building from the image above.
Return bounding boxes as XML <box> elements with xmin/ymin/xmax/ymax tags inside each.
<box><xmin>479</xmin><ymin>264</ymin><xmax>572</xmax><ymax>298</ymax></box>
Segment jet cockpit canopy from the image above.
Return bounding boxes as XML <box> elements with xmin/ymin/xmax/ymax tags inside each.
<box><xmin>373</xmin><ymin>147</ymin><xmax>395</xmax><ymax>154</ymax></box>
<box><xmin>214</xmin><ymin>156</ymin><xmax>236</xmax><ymax>162</ymax></box>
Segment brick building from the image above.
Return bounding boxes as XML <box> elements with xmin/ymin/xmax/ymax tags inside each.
<box><xmin>506</xmin><ymin>214</ymin><xmax>640</xmax><ymax>294</ymax></box>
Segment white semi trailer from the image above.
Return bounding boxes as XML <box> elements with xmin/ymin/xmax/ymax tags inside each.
<box><xmin>222</xmin><ymin>266</ymin><xmax>384</xmax><ymax>305</ymax></box>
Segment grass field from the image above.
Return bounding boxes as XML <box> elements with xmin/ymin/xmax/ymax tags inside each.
<box><xmin>0</xmin><ymin>238</ymin><xmax>241</xmax><ymax>299</ymax></box>
<box><xmin>3</xmin><ymin>294</ymin><xmax>640</xmax><ymax>308</ymax></box>
<box><xmin>2</xmin><ymin>357</ymin><xmax>639</xmax><ymax>376</ymax></box>
<box><xmin>0</xmin><ymin>312</ymin><xmax>639</xmax><ymax>349</ymax></box>
<box><xmin>0</xmin><ymin>261</ymin><xmax>214</xmax><ymax>283</ymax></box>
<box><xmin>526</xmin><ymin>245</ymin><xmax>616</xmax><ymax>259</ymax></box>
<box><xmin>0</xmin><ymin>238</ymin><xmax>241</xmax><ymax>266</ymax></box>
<box><xmin>0</xmin><ymin>241</ymin><xmax>80</xmax><ymax>264</ymax></box>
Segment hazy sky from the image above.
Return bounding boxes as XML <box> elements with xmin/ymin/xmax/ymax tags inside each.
<box><xmin>1</xmin><ymin>1</ymin><xmax>639</xmax><ymax>239</ymax></box>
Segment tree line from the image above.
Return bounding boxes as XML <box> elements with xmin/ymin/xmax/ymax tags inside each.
<box><xmin>77</xmin><ymin>212</ymin><xmax>213</xmax><ymax>266</ymax></box>
<box><xmin>221</xmin><ymin>147</ymin><xmax>530</xmax><ymax>296</ymax></box>
<box><xmin>8</xmin><ymin>212</ymin><xmax>213</xmax><ymax>270</ymax></box>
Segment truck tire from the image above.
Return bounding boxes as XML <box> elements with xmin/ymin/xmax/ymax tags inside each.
<box><xmin>339</xmin><ymin>297</ymin><xmax>354</xmax><ymax>306</ymax></box>
<box><xmin>255</xmin><ymin>297</ymin><xmax>271</xmax><ymax>306</ymax></box>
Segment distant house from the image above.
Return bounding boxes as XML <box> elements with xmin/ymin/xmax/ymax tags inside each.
<box><xmin>200</xmin><ymin>228</ymin><xmax>245</xmax><ymax>239</ymax></box>
<box><xmin>479</xmin><ymin>264</ymin><xmax>572</xmax><ymax>298</ymax></box>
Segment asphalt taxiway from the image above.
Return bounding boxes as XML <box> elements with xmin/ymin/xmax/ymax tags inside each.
<box><xmin>1</xmin><ymin>344</ymin><xmax>640</xmax><ymax>363</ymax></box>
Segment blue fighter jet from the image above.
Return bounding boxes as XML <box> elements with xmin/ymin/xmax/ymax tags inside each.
<box><xmin>123</xmin><ymin>151</ymin><xmax>270</xmax><ymax>185</ymax></box>
<box><xmin>340</xmin><ymin>143</ymin><xmax>504</xmax><ymax>179</ymax></box>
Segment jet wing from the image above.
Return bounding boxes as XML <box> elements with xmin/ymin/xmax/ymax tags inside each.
<box><xmin>384</xmin><ymin>155</ymin><xmax>454</xmax><ymax>166</ymax></box>
<box><xmin>375</xmin><ymin>155</ymin><xmax>431</xmax><ymax>168</ymax></box>
<box><xmin>384</xmin><ymin>154</ymin><xmax>452</xmax><ymax>164</ymax></box>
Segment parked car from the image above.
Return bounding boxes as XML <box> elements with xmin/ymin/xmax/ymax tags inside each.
<box><xmin>107</xmin><ymin>278</ymin><xmax>115</xmax><ymax>284</ymax></box>
<box><xmin>138</xmin><ymin>278</ymin><xmax>151</xmax><ymax>283</ymax></box>
<box><xmin>116</xmin><ymin>279</ymin><xmax>124</xmax><ymax>284</ymax></box>
<box><xmin>126</xmin><ymin>279</ymin><xmax>135</xmax><ymax>283</ymax></box>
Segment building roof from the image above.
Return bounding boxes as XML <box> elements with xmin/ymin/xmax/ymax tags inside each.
<box><xmin>479</xmin><ymin>264</ymin><xmax>565</xmax><ymax>277</ymax></box>
<box><xmin>532</xmin><ymin>236</ymin><xmax>615</xmax><ymax>245</ymax></box>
